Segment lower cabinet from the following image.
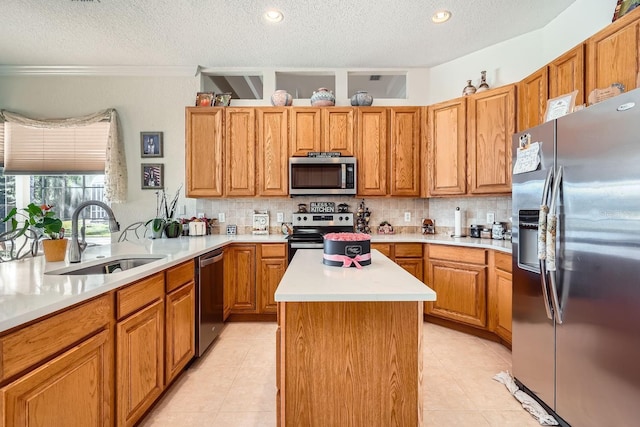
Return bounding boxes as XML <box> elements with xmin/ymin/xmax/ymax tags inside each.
<box><xmin>489</xmin><ymin>251</ymin><xmax>513</xmax><ymax>344</ymax></box>
<box><xmin>425</xmin><ymin>245</ymin><xmax>488</xmax><ymax>328</ymax></box>
<box><xmin>258</xmin><ymin>244</ymin><xmax>288</xmax><ymax>314</ymax></box>
<box><xmin>225</xmin><ymin>244</ymin><xmax>258</xmax><ymax>313</ymax></box>
<box><xmin>371</xmin><ymin>242</ymin><xmax>424</xmax><ymax>281</ymax></box>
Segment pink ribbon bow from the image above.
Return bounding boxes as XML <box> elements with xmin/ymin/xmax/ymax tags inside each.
<box><xmin>323</xmin><ymin>253</ymin><xmax>371</xmax><ymax>269</ymax></box>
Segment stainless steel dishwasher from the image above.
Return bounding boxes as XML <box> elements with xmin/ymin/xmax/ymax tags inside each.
<box><xmin>195</xmin><ymin>248</ymin><xmax>224</xmax><ymax>357</ymax></box>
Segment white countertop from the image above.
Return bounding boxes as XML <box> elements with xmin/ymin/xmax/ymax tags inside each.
<box><xmin>0</xmin><ymin>233</ymin><xmax>508</xmax><ymax>333</ymax></box>
<box><xmin>274</xmin><ymin>249</ymin><xmax>437</xmax><ymax>302</ymax></box>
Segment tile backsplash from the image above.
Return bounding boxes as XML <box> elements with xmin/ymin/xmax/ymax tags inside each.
<box><xmin>195</xmin><ymin>196</ymin><xmax>512</xmax><ymax>235</ymax></box>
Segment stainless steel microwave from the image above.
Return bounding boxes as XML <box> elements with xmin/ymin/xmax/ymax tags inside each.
<box><xmin>289</xmin><ymin>157</ymin><xmax>357</xmax><ymax>195</ymax></box>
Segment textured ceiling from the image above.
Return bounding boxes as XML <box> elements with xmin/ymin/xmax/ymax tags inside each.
<box><xmin>0</xmin><ymin>0</ymin><xmax>578</xmax><ymax>69</ymax></box>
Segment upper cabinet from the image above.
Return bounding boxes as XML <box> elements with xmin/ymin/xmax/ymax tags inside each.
<box><xmin>517</xmin><ymin>66</ymin><xmax>548</xmax><ymax>132</ymax></box>
<box><xmin>290</xmin><ymin>107</ymin><xmax>355</xmax><ymax>156</ymax></box>
<box><xmin>356</xmin><ymin>108</ymin><xmax>388</xmax><ymax>196</ymax></box>
<box><xmin>549</xmin><ymin>44</ymin><xmax>585</xmax><ymax>104</ymax></box>
<box><xmin>467</xmin><ymin>84</ymin><xmax>515</xmax><ymax>195</ymax></box>
<box><xmin>225</xmin><ymin>108</ymin><xmax>256</xmax><ymax>196</ymax></box>
<box><xmin>389</xmin><ymin>107</ymin><xmax>421</xmax><ymax>197</ymax></box>
<box><xmin>185</xmin><ymin>107</ymin><xmax>224</xmax><ymax>197</ymax></box>
<box><xmin>256</xmin><ymin>108</ymin><xmax>289</xmax><ymax>196</ymax></box>
<box><xmin>586</xmin><ymin>10</ymin><xmax>640</xmax><ymax>97</ymax></box>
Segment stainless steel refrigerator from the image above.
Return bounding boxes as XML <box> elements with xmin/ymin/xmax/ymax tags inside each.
<box><xmin>512</xmin><ymin>88</ymin><xmax>640</xmax><ymax>426</ymax></box>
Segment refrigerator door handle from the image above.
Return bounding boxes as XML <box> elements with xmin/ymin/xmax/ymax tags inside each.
<box><xmin>546</xmin><ymin>166</ymin><xmax>563</xmax><ymax>324</ymax></box>
<box><xmin>536</xmin><ymin>168</ymin><xmax>554</xmax><ymax>320</ymax></box>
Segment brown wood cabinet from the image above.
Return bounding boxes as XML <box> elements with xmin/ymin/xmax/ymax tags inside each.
<box><xmin>389</xmin><ymin>107</ymin><xmax>422</xmax><ymax>197</ymax></box>
<box><xmin>258</xmin><ymin>244</ymin><xmax>288</xmax><ymax>314</ymax></box>
<box><xmin>225</xmin><ymin>108</ymin><xmax>256</xmax><ymax>196</ymax></box>
<box><xmin>549</xmin><ymin>44</ymin><xmax>585</xmax><ymax>106</ymax></box>
<box><xmin>489</xmin><ymin>251</ymin><xmax>513</xmax><ymax>345</ymax></box>
<box><xmin>518</xmin><ymin>66</ymin><xmax>548</xmax><ymax>132</ymax></box>
<box><xmin>586</xmin><ymin>9</ymin><xmax>640</xmax><ymax>98</ymax></box>
<box><xmin>225</xmin><ymin>244</ymin><xmax>257</xmax><ymax>313</ymax></box>
<box><xmin>467</xmin><ymin>84</ymin><xmax>515</xmax><ymax>195</ymax></box>
<box><xmin>289</xmin><ymin>107</ymin><xmax>321</xmax><ymax>156</ymax></box>
<box><xmin>425</xmin><ymin>245</ymin><xmax>488</xmax><ymax>328</ymax></box>
<box><xmin>0</xmin><ymin>296</ymin><xmax>113</xmax><ymax>427</ymax></box>
<box><xmin>370</xmin><ymin>243</ymin><xmax>423</xmax><ymax>281</ymax></box>
<box><xmin>427</xmin><ymin>98</ymin><xmax>467</xmax><ymax>196</ymax></box>
<box><xmin>116</xmin><ymin>273</ymin><xmax>165</xmax><ymax>427</ymax></box>
<box><xmin>256</xmin><ymin>108</ymin><xmax>289</xmax><ymax>196</ymax></box>
<box><xmin>185</xmin><ymin>107</ymin><xmax>224</xmax><ymax>197</ymax></box>
<box><xmin>356</xmin><ymin>108</ymin><xmax>389</xmax><ymax>196</ymax></box>
<box><xmin>290</xmin><ymin>107</ymin><xmax>355</xmax><ymax>156</ymax></box>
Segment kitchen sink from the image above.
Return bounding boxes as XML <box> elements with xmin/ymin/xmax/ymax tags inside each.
<box><xmin>45</xmin><ymin>255</ymin><xmax>165</xmax><ymax>275</ymax></box>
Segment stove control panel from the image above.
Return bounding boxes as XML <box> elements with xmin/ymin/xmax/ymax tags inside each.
<box><xmin>292</xmin><ymin>213</ymin><xmax>354</xmax><ymax>227</ymax></box>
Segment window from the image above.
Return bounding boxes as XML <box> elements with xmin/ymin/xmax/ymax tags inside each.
<box><xmin>201</xmin><ymin>74</ymin><xmax>264</xmax><ymax>100</ymax></box>
<box><xmin>347</xmin><ymin>72</ymin><xmax>407</xmax><ymax>99</ymax></box>
<box><xmin>275</xmin><ymin>72</ymin><xmax>336</xmax><ymax>99</ymax></box>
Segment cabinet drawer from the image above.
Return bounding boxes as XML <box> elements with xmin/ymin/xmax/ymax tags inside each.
<box><xmin>495</xmin><ymin>252</ymin><xmax>512</xmax><ymax>273</ymax></box>
<box><xmin>166</xmin><ymin>260</ymin><xmax>195</xmax><ymax>293</ymax></box>
<box><xmin>261</xmin><ymin>243</ymin><xmax>287</xmax><ymax>259</ymax></box>
<box><xmin>371</xmin><ymin>243</ymin><xmax>393</xmax><ymax>258</ymax></box>
<box><xmin>117</xmin><ymin>273</ymin><xmax>164</xmax><ymax>320</ymax></box>
<box><xmin>395</xmin><ymin>243</ymin><xmax>423</xmax><ymax>258</ymax></box>
<box><xmin>429</xmin><ymin>245</ymin><xmax>486</xmax><ymax>264</ymax></box>
<box><xmin>0</xmin><ymin>294</ymin><xmax>112</xmax><ymax>383</ymax></box>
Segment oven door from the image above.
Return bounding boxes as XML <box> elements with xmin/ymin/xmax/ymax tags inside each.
<box><xmin>287</xmin><ymin>237</ymin><xmax>324</xmax><ymax>262</ymax></box>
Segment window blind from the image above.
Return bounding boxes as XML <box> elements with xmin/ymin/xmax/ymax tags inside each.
<box><xmin>3</xmin><ymin>121</ymin><xmax>110</xmax><ymax>174</ymax></box>
<box><xmin>0</xmin><ymin>123</ymin><xmax>4</xmax><ymax>167</ymax></box>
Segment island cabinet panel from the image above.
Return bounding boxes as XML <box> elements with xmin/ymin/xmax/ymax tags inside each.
<box><xmin>426</xmin><ymin>245</ymin><xmax>488</xmax><ymax>328</ymax></box>
<box><xmin>488</xmin><ymin>251</ymin><xmax>513</xmax><ymax>345</ymax></box>
<box><xmin>517</xmin><ymin>66</ymin><xmax>548</xmax><ymax>132</ymax></box>
<box><xmin>549</xmin><ymin>44</ymin><xmax>585</xmax><ymax>107</ymax></box>
<box><xmin>356</xmin><ymin>108</ymin><xmax>389</xmax><ymax>196</ymax></box>
<box><xmin>427</xmin><ymin>98</ymin><xmax>467</xmax><ymax>196</ymax></box>
<box><xmin>586</xmin><ymin>10</ymin><xmax>640</xmax><ymax>97</ymax></box>
<box><xmin>390</xmin><ymin>107</ymin><xmax>422</xmax><ymax>196</ymax></box>
<box><xmin>185</xmin><ymin>107</ymin><xmax>224</xmax><ymax>197</ymax></box>
<box><xmin>165</xmin><ymin>282</ymin><xmax>195</xmax><ymax>385</ymax></box>
<box><xmin>278</xmin><ymin>301</ymin><xmax>422</xmax><ymax>427</ymax></box>
<box><xmin>322</xmin><ymin>108</ymin><xmax>355</xmax><ymax>156</ymax></box>
<box><xmin>225</xmin><ymin>244</ymin><xmax>257</xmax><ymax>313</ymax></box>
<box><xmin>256</xmin><ymin>108</ymin><xmax>289</xmax><ymax>196</ymax></box>
<box><xmin>258</xmin><ymin>244</ymin><xmax>288</xmax><ymax>314</ymax></box>
<box><xmin>225</xmin><ymin>108</ymin><xmax>256</xmax><ymax>196</ymax></box>
<box><xmin>467</xmin><ymin>84</ymin><xmax>515</xmax><ymax>195</ymax></box>
<box><xmin>0</xmin><ymin>329</ymin><xmax>112</xmax><ymax>427</ymax></box>
<box><xmin>290</xmin><ymin>108</ymin><xmax>321</xmax><ymax>156</ymax></box>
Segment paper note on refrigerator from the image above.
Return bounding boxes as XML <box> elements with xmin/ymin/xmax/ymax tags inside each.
<box><xmin>513</xmin><ymin>141</ymin><xmax>541</xmax><ymax>174</ymax></box>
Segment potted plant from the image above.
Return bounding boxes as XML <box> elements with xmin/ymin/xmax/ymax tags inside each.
<box><xmin>2</xmin><ymin>203</ymin><xmax>67</xmax><ymax>261</ymax></box>
<box><xmin>146</xmin><ymin>185</ymin><xmax>182</xmax><ymax>239</ymax></box>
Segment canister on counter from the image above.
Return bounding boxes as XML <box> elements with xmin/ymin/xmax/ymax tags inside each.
<box><xmin>469</xmin><ymin>224</ymin><xmax>483</xmax><ymax>238</ymax></box>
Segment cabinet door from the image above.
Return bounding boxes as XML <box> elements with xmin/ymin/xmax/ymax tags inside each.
<box><xmin>356</xmin><ymin>108</ymin><xmax>389</xmax><ymax>196</ymax></box>
<box><xmin>586</xmin><ymin>13</ymin><xmax>640</xmax><ymax>97</ymax></box>
<box><xmin>225</xmin><ymin>108</ymin><xmax>256</xmax><ymax>196</ymax></box>
<box><xmin>185</xmin><ymin>107</ymin><xmax>224</xmax><ymax>197</ymax></box>
<box><xmin>517</xmin><ymin>66</ymin><xmax>548</xmax><ymax>132</ymax></box>
<box><xmin>165</xmin><ymin>282</ymin><xmax>195</xmax><ymax>385</ymax></box>
<box><xmin>396</xmin><ymin>258</ymin><xmax>424</xmax><ymax>282</ymax></box>
<box><xmin>390</xmin><ymin>107</ymin><xmax>421</xmax><ymax>196</ymax></box>
<box><xmin>494</xmin><ymin>268</ymin><xmax>513</xmax><ymax>344</ymax></box>
<box><xmin>467</xmin><ymin>85</ymin><xmax>515</xmax><ymax>195</ymax></box>
<box><xmin>259</xmin><ymin>258</ymin><xmax>287</xmax><ymax>314</ymax></box>
<box><xmin>256</xmin><ymin>108</ymin><xmax>289</xmax><ymax>196</ymax></box>
<box><xmin>1</xmin><ymin>329</ymin><xmax>112</xmax><ymax>427</ymax></box>
<box><xmin>290</xmin><ymin>108</ymin><xmax>321</xmax><ymax>156</ymax></box>
<box><xmin>427</xmin><ymin>98</ymin><xmax>466</xmax><ymax>196</ymax></box>
<box><xmin>322</xmin><ymin>108</ymin><xmax>355</xmax><ymax>155</ymax></box>
<box><xmin>225</xmin><ymin>245</ymin><xmax>257</xmax><ymax>313</ymax></box>
<box><xmin>117</xmin><ymin>299</ymin><xmax>164</xmax><ymax>427</ymax></box>
<box><xmin>549</xmin><ymin>44</ymin><xmax>585</xmax><ymax>106</ymax></box>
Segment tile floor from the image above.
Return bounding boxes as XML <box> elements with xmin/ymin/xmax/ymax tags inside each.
<box><xmin>140</xmin><ymin>322</ymin><xmax>540</xmax><ymax>427</ymax></box>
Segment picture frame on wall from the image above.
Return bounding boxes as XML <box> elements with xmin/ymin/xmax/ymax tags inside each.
<box><xmin>141</xmin><ymin>163</ymin><xmax>164</xmax><ymax>189</ymax></box>
<box><xmin>613</xmin><ymin>0</ymin><xmax>640</xmax><ymax>21</ymax></box>
<box><xmin>140</xmin><ymin>132</ymin><xmax>163</xmax><ymax>158</ymax></box>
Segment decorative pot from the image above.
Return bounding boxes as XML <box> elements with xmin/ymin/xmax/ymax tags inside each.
<box><xmin>476</xmin><ymin>70</ymin><xmax>490</xmax><ymax>92</ymax></box>
<box><xmin>462</xmin><ymin>80</ymin><xmax>477</xmax><ymax>96</ymax></box>
<box><xmin>42</xmin><ymin>238</ymin><xmax>68</xmax><ymax>262</ymax></box>
<box><xmin>147</xmin><ymin>218</ymin><xmax>166</xmax><ymax>239</ymax></box>
<box><xmin>350</xmin><ymin>91</ymin><xmax>373</xmax><ymax>106</ymax></box>
<box><xmin>164</xmin><ymin>221</ymin><xmax>181</xmax><ymax>238</ymax></box>
<box><xmin>310</xmin><ymin>87</ymin><xmax>335</xmax><ymax>106</ymax></box>
<box><xmin>271</xmin><ymin>90</ymin><xmax>293</xmax><ymax>106</ymax></box>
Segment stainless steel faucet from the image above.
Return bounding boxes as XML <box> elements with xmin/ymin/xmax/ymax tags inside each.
<box><xmin>68</xmin><ymin>200</ymin><xmax>120</xmax><ymax>263</ymax></box>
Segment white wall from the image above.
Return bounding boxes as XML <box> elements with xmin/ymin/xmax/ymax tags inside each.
<box><xmin>0</xmin><ymin>75</ymin><xmax>200</xmax><ymax>231</ymax></box>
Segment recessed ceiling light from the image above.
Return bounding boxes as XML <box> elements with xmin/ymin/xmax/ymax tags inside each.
<box><xmin>432</xmin><ymin>10</ymin><xmax>451</xmax><ymax>24</ymax></box>
<box><xmin>264</xmin><ymin>9</ymin><xmax>284</xmax><ymax>23</ymax></box>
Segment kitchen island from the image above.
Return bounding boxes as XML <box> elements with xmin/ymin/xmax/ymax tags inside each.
<box><xmin>275</xmin><ymin>249</ymin><xmax>436</xmax><ymax>427</ymax></box>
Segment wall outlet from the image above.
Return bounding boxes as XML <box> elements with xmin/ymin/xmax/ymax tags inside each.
<box><xmin>486</xmin><ymin>212</ymin><xmax>495</xmax><ymax>224</ymax></box>
<box><xmin>277</xmin><ymin>212</ymin><xmax>284</xmax><ymax>223</ymax></box>
<box><xmin>179</xmin><ymin>204</ymin><xmax>186</xmax><ymax>215</ymax></box>
<box><xmin>218</xmin><ymin>212</ymin><xmax>226</xmax><ymax>223</ymax></box>
<box><xmin>404</xmin><ymin>212</ymin><xmax>411</xmax><ymax>222</ymax></box>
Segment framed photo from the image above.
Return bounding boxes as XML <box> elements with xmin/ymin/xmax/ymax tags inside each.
<box><xmin>196</xmin><ymin>92</ymin><xmax>214</xmax><ymax>107</ymax></box>
<box><xmin>141</xmin><ymin>163</ymin><xmax>164</xmax><ymax>189</ymax></box>
<box><xmin>544</xmin><ymin>90</ymin><xmax>578</xmax><ymax>122</ymax></box>
<box><xmin>613</xmin><ymin>0</ymin><xmax>640</xmax><ymax>21</ymax></box>
<box><xmin>214</xmin><ymin>92</ymin><xmax>232</xmax><ymax>106</ymax></box>
<box><xmin>140</xmin><ymin>132</ymin><xmax>163</xmax><ymax>158</ymax></box>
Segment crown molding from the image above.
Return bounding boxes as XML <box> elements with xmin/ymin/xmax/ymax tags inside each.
<box><xmin>0</xmin><ymin>65</ymin><xmax>199</xmax><ymax>77</ymax></box>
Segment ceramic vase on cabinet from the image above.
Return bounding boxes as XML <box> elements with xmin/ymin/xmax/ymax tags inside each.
<box><xmin>476</xmin><ymin>71</ymin><xmax>490</xmax><ymax>92</ymax></box>
<box><xmin>350</xmin><ymin>91</ymin><xmax>374</xmax><ymax>106</ymax></box>
<box><xmin>271</xmin><ymin>90</ymin><xmax>293</xmax><ymax>106</ymax></box>
<box><xmin>310</xmin><ymin>87</ymin><xmax>335</xmax><ymax>106</ymax></box>
<box><xmin>462</xmin><ymin>80</ymin><xmax>477</xmax><ymax>96</ymax></box>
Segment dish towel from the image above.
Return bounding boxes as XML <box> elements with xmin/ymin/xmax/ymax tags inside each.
<box><xmin>493</xmin><ymin>371</ymin><xmax>559</xmax><ymax>426</ymax></box>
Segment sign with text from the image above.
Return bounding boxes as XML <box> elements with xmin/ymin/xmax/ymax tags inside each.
<box><xmin>310</xmin><ymin>202</ymin><xmax>335</xmax><ymax>213</ymax></box>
